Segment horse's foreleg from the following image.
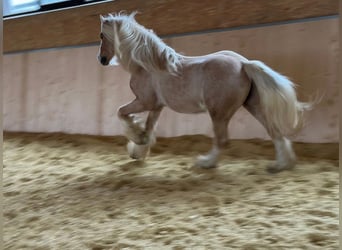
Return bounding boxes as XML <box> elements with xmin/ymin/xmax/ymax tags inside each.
<box><xmin>118</xmin><ymin>99</ymin><xmax>144</xmax><ymax>121</ymax></box>
<box><xmin>118</xmin><ymin>99</ymin><xmax>147</xmax><ymax>145</ymax></box>
<box><xmin>127</xmin><ymin>108</ymin><xmax>163</xmax><ymax>160</ymax></box>
<box><xmin>144</xmin><ymin>108</ymin><xmax>163</xmax><ymax>146</ymax></box>
<box><xmin>196</xmin><ymin>119</ymin><xmax>228</xmax><ymax>168</ymax></box>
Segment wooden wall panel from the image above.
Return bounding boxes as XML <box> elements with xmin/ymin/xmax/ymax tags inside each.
<box><xmin>4</xmin><ymin>0</ymin><xmax>338</xmax><ymax>53</ymax></box>
<box><xmin>3</xmin><ymin>18</ymin><xmax>339</xmax><ymax>143</ymax></box>
<box><xmin>3</xmin><ymin>54</ymin><xmax>26</xmax><ymax>131</ymax></box>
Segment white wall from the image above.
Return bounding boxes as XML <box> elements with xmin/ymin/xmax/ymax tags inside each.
<box><xmin>3</xmin><ymin>18</ymin><xmax>339</xmax><ymax>142</ymax></box>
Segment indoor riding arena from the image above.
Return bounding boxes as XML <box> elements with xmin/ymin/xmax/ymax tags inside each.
<box><xmin>3</xmin><ymin>1</ymin><xmax>339</xmax><ymax>249</ymax></box>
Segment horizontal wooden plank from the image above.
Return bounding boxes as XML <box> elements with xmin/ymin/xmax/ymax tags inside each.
<box><xmin>4</xmin><ymin>0</ymin><xmax>338</xmax><ymax>53</ymax></box>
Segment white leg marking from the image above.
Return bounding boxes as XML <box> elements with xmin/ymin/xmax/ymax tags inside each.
<box><xmin>195</xmin><ymin>147</ymin><xmax>220</xmax><ymax>168</ymax></box>
<box><xmin>269</xmin><ymin>138</ymin><xmax>296</xmax><ymax>172</ymax></box>
<box><xmin>127</xmin><ymin>141</ymin><xmax>150</xmax><ymax>160</ymax></box>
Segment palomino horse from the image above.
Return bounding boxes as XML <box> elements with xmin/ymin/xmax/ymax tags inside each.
<box><xmin>97</xmin><ymin>12</ymin><xmax>311</xmax><ymax>173</ymax></box>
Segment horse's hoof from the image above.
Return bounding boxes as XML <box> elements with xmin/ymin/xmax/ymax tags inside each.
<box><xmin>195</xmin><ymin>155</ymin><xmax>217</xmax><ymax>169</ymax></box>
<box><xmin>125</xmin><ymin>128</ymin><xmax>155</xmax><ymax>145</ymax></box>
<box><xmin>127</xmin><ymin>141</ymin><xmax>150</xmax><ymax>160</ymax></box>
<box><xmin>266</xmin><ymin>162</ymin><xmax>295</xmax><ymax>173</ymax></box>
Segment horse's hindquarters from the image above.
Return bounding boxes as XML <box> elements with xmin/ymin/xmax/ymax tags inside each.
<box><xmin>201</xmin><ymin>56</ymin><xmax>251</xmax><ymax>119</ymax></box>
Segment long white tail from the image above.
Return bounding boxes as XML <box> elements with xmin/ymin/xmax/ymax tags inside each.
<box><xmin>242</xmin><ymin>60</ymin><xmax>312</xmax><ymax>136</ymax></box>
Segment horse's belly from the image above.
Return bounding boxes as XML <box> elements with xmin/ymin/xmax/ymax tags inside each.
<box><xmin>153</xmin><ymin>75</ymin><xmax>206</xmax><ymax>114</ymax></box>
<box><xmin>170</xmin><ymin>103</ymin><xmax>206</xmax><ymax>114</ymax></box>
<box><xmin>160</xmin><ymin>95</ymin><xmax>206</xmax><ymax>114</ymax></box>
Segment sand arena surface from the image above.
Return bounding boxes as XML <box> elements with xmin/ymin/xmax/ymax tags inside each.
<box><xmin>3</xmin><ymin>132</ymin><xmax>339</xmax><ymax>249</ymax></box>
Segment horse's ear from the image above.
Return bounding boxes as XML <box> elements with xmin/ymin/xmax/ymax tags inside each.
<box><xmin>129</xmin><ymin>11</ymin><xmax>139</xmax><ymax>19</ymax></box>
<box><xmin>100</xmin><ymin>15</ymin><xmax>105</xmax><ymax>23</ymax></box>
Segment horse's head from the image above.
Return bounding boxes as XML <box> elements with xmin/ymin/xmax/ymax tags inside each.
<box><xmin>97</xmin><ymin>12</ymin><xmax>180</xmax><ymax>74</ymax></box>
<box><xmin>97</xmin><ymin>15</ymin><xmax>120</xmax><ymax>66</ymax></box>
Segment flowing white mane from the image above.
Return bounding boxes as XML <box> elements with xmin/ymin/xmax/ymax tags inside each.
<box><xmin>101</xmin><ymin>12</ymin><xmax>181</xmax><ymax>74</ymax></box>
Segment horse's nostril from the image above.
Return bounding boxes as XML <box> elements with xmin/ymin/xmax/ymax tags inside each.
<box><xmin>100</xmin><ymin>57</ymin><xmax>107</xmax><ymax>65</ymax></box>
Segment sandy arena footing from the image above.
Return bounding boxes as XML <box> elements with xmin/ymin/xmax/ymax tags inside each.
<box><xmin>3</xmin><ymin>132</ymin><xmax>339</xmax><ymax>249</ymax></box>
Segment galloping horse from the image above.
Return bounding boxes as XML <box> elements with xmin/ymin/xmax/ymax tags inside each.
<box><xmin>97</xmin><ymin>12</ymin><xmax>311</xmax><ymax>173</ymax></box>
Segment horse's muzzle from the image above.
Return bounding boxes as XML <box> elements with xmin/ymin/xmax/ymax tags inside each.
<box><xmin>100</xmin><ymin>56</ymin><xmax>108</xmax><ymax>65</ymax></box>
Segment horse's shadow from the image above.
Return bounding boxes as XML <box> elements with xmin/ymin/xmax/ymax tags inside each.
<box><xmin>42</xmin><ymin>159</ymin><xmax>286</xmax><ymax>219</ymax></box>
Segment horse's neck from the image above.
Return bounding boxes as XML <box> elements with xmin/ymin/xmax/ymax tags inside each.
<box><xmin>129</xmin><ymin>64</ymin><xmax>145</xmax><ymax>74</ymax></box>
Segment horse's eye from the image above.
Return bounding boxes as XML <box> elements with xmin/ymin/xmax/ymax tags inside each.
<box><xmin>100</xmin><ymin>33</ymin><xmax>104</xmax><ymax>39</ymax></box>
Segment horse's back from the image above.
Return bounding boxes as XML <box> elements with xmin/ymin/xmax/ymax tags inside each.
<box><xmin>150</xmin><ymin>52</ymin><xmax>251</xmax><ymax>114</ymax></box>
<box><xmin>183</xmin><ymin>51</ymin><xmax>251</xmax><ymax>90</ymax></box>
<box><xmin>182</xmin><ymin>50</ymin><xmax>248</xmax><ymax>65</ymax></box>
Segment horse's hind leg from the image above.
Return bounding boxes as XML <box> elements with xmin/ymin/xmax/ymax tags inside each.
<box><xmin>196</xmin><ymin>118</ymin><xmax>229</xmax><ymax>168</ymax></box>
<box><xmin>243</xmin><ymin>84</ymin><xmax>296</xmax><ymax>173</ymax></box>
